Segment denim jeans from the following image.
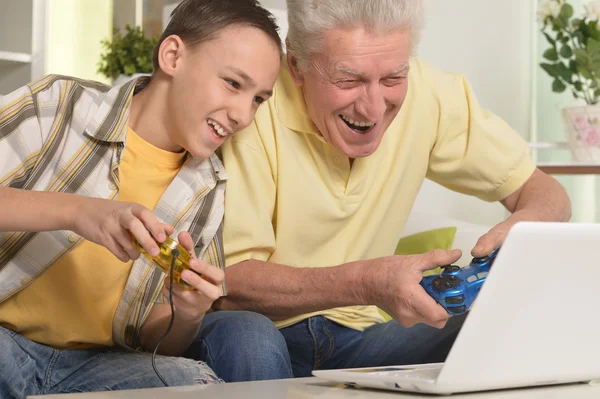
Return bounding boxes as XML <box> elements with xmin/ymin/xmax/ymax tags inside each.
<box><xmin>189</xmin><ymin>310</ymin><xmax>466</xmax><ymax>382</ymax></box>
<box><xmin>0</xmin><ymin>326</ymin><xmax>220</xmax><ymax>398</ymax></box>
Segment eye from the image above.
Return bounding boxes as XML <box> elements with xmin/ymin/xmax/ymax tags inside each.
<box><xmin>336</xmin><ymin>79</ymin><xmax>360</xmax><ymax>89</ymax></box>
<box><xmin>253</xmin><ymin>96</ymin><xmax>266</xmax><ymax>105</ymax></box>
<box><xmin>383</xmin><ymin>76</ymin><xmax>405</xmax><ymax>86</ymax></box>
<box><xmin>225</xmin><ymin>79</ymin><xmax>241</xmax><ymax>89</ymax></box>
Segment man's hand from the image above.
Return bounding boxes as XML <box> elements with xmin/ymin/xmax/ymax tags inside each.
<box><xmin>162</xmin><ymin>232</ymin><xmax>224</xmax><ymax>322</ymax></box>
<box><xmin>471</xmin><ymin>169</ymin><xmax>572</xmax><ymax>258</ymax></box>
<box><xmin>471</xmin><ymin>219</ymin><xmax>513</xmax><ymax>258</ymax></box>
<box><xmin>363</xmin><ymin>249</ymin><xmax>462</xmax><ymax>329</ymax></box>
<box><xmin>70</xmin><ymin>197</ymin><xmax>174</xmax><ymax>262</ymax></box>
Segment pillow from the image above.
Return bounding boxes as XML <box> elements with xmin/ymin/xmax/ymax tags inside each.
<box><xmin>378</xmin><ymin>226</ymin><xmax>457</xmax><ymax>322</ymax></box>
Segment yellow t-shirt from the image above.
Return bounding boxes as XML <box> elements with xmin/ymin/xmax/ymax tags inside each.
<box><xmin>0</xmin><ymin>128</ymin><xmax>185</xmax><ymax>349</ymax></box>
<box><xmin>221</xmin><ymin>57</ymin><xmax>536</xmax><ymax>331</ymax></box>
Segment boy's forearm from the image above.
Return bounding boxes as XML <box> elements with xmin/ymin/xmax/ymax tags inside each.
<box><xmin>0</xmin><ymin>186</ymin><xmax>78</xmax><ymax>232</ymax></box>
<box><xmin>140</xmin><ymin>304</ymin><xmax>204</xmax><ymax>356</ymax></box>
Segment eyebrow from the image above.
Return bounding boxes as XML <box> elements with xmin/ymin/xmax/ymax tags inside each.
<box><xmin>228</xmin><ymin>67</ymin><xmax>273</xmax><ymax>96</ymax></box>
<box><xmin>334</xmin><ymin>63</ymin><xmax>410</xmax><ymax>78</ymax></box>
<box><xmin>386</xmin><ymin>64</ymin><xmax>410</xmax><ymax>76</ymax></box>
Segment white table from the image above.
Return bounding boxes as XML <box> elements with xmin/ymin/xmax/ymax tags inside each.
<box><xmin>28</xmin><ymin>377</ymin><xmax>600</xmax><ymax>398</ymax></box>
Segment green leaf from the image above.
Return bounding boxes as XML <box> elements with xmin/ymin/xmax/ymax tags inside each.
<box><xmin>560</xmin><ymin>3</ymin><xmax>574</xmax><ymax>19</ymax></box>
<box><xmin>587</xmin><ymin>39</ymin><xmax>600</xmax><ymax>75</ymax></box>
<box><xmin>570</xmin><ymin>59</ymin><xmax>578</xmax><ymax>72</ymax></box>
<box><xmin>560</xmin><ymin>44</ymin><xmax>573</xmax><ymax>58</ymax></box>
<box><xmin>96</xmin><ymin>24</ymin><xmax>159</xmax><ymax>79</ymax></box>
<box><xmin>554</xmin><ymin>17</ymin><xmax>566</xmax><ymax>30</ymax></box>
<box><xmin>552</xmin><ymin>79</ymin><xmax>567</xmax><ymax>93</ymax></box>
<box><xmin>543</xmin><ymin>47</ymin><xmax>559</xmax><ymax>61</ymax></box>
<box><xmin>557</xmin><ymin>62</ymin><xmax>574</xmax><ymax>83</ymax></box>
<box><xmin>540</xmin><ymin>62</ymin><xmax>560</xmax><ymax>78</ymax></box>
<box><xmin>543</xmin><ymin>32</ymin><xmax>556</xmax><ymax>45</ymax></box>
<box><xmin>595</xmin><ymin>88</ymin><xmax>600</xmax><ymax>98</ymax></box>
<box><xmin>575</xmin><ymin>81</ymin><xmax>584</xmax><ymax>91</ymax></box>
<box><xmin>575</xmin><ymin>48</ymin><xmax>594</xmax><ymax>78</ymax></box>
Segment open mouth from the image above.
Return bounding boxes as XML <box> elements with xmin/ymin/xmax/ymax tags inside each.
<box><xmin>339</xmin><ymin>115</ymin><xmax>375</xmax><ymax>134</ymax></box>
<box><xmin>207</xmin><ymin>119</ymin><xmax>229</xmax><ymax>140</ymax></box>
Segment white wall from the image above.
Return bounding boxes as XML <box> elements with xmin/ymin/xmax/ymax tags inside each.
<box><xmin>46</xmin><ymin>0</ymin><xmax>113</xmax><ymax>84</ymax></box>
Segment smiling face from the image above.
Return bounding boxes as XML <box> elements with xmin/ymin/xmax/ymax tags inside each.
<box><xmin>288</xmin><ymin>27</ymin><xmax>411</xmax><ymax>158</ymax></box>
<box><xmin>161</xmin><ymin>24</ymin><xmax>281</xmax><ymax>159</ymax></box>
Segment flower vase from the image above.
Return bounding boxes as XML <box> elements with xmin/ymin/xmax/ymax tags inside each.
<box><xmin>561</xmin><ymin>105</ymin><xmax>600</xmax><ymax>162</ymax></box>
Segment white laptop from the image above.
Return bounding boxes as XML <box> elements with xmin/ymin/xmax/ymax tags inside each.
<box><xmin>313</xmin><ymin>221</ymin><xmax>600</xmax><ymax>395</ymax></box>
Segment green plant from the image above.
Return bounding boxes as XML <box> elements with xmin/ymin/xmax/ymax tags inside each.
<box><xmin>538</xmin><ymin>0</ymin><xmax>600</xmax><ymax>104</ymax></box>
<box><xmin>97</xmin><ymin>25</ymin><xmax>158</xmax><ymax>80</ymax></box>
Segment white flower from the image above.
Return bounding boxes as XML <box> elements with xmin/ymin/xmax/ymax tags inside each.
<box><xmin>584</xmin><ymin>0</ymin><xmax>600</xmax><ymax>20</ymax></box>
<box><xmin>537</xmin><ymin>0</ymin><xmax>563</xmax><ymax>23</ymax></box>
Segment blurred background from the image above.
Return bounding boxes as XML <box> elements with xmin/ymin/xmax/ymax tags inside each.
<box><xmin>0</xmin><ymin>0</ymin><xmax>598</xmax><ymax>227</ymax></box>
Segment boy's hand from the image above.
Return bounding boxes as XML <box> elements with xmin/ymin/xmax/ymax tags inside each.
<box><xmin>70</xmin><ymin>197</ymin><xmax>174</xmax><ymax>262</ymax></box>
<box><xmin>162</xmin><ymin>231</ymin><xmax>224</xmax><ymax>322</ymax></box>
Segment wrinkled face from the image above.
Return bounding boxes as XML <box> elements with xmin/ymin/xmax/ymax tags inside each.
<box><xmin>288</xmin><ymin>27</ymin><xmax>411</xmax><ymax>158</ymax></box>
<box><xmin>163</xmin><ymin>25</ymin><xmax>281</xmax><ymax>159</ymax></box>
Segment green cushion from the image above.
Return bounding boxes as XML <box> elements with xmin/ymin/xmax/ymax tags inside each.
<box><xmin>378</xmin><ymin>226</ymin><xmax>457</xmax><ymax>321</ymax></box>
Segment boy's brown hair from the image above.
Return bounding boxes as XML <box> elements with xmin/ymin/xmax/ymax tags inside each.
<box><xmin>152</xmin><ymin>0</ymin><xmax>283</xmax><ymax>72</ymax></box>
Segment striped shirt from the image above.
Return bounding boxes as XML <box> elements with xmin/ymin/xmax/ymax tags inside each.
<box><xmin>0</xmin><ymin>75</ymin><xmax>228</xmax><ymax>349</ymax></box>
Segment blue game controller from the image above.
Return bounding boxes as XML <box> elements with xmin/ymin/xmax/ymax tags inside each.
<box><xmin>420</xmin><ymin>248</ymin><xmax>500</xmax><ymax>315</ymax></box>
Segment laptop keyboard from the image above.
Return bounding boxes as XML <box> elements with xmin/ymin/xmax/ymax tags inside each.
<box><xmin>370</xmin><ymin>367</ymin><xmax>441</xmax><ymax>380</ymax></box>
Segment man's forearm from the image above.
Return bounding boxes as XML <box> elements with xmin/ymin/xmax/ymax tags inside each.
<box><xmin>213</xmin><ymin>259</ymin><xmax>370</xmax><ymax>320</ymax></box>
<box><xmin>505</xmin><ymin>169</ymin><xmax>572</xmax><ymax>222</ymax></box>
<box><xmin>139</xmin><ymin>304</ymin><xmax>203</xmax><ymax>356</ymax></box>
<box><xmin>0</xmin><ymin>186</ymin><xmax>78</xmax><ymax>232</ymax></box>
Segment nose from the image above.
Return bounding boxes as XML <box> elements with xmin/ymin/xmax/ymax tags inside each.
<box><xmin>355</xmin><ymin>83</ymin><xmax>386</xmax><ymax>120</ymax></box>
<box><xmin>227</xmin><ymin>96</ymin><xmax>254</xmax><ymax>131</ymax></box>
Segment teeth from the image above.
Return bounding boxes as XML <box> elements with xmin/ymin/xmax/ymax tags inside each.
<box><xmin>340</xmin><ymin>115</ymin><xmax>374</xmax><ymax>127</ymax></box>
<box><xmin>208</xmin><ymin>119</ymin><xmax>229</xmax><ymax>137</ymax></box>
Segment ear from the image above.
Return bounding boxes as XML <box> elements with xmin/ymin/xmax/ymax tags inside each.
<box><xmin>157</xmin><ymin>35</ymin><xmax>186</xmax><ymax>77</ymax></box>
<box><xmin>286</xmin><ymin>49</ymin><xmax>305</xmax><ymax>86</ymax></box>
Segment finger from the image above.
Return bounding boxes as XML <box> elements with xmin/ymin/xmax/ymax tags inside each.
<box><xmin>124</xmin><ymin>215</ymin><xmax>160</xmax><ymax>257</ymax></box>
<box><xmin>113</xmin><ymin>228</ymin><xmax>141</xmax><ymax>260</ymax></box>
<box><xmin>106</xmin><ymin>236</ymin><xmax>131</xmax><ymax>263</ymax></box>
<box><xmin>162</xmin><ymin>223</ymin><xmax>175</xmax><ymax>237</ymax></box>
<box><xmin>134</xmin><ymin>207</ymin><xmax>172</xmax><ymax>244</ymax></box>
<box><xmin>411</xmin><ymin>288</ymin><xmax>452</xmax><ymax>325</ymax></box>
<box><xmin>416</xmin><ymin>249</ymin><xmax>462</xmax><ymax>273</ymax></box>
<box><xmin>181</xmin><ymin>270</ymin><xmax>222</xmax><ymax>300</ymax></box>
<box><xmin>177</xmin><ymin>232</ymin><xmax>197</xmax><ymax>259</ymax></box>
<box><xmin>189</xmin><ymin>259</ymin><xmax>224</xmax><ymax>285</ymax></box>
<box><xmin>471</xmin><ymin>231</ymin><xmax>503</xmax><ymax>257</ymax></box>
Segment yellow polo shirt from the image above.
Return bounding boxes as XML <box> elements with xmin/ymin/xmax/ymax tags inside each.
<box><xmin>0</xmin><ymin>128</ymin><xmax>185</xmax><ymax>349</ymax></box>
<box><xmin>221</xmin><ymin>57</ymin><xmax>535</xmax><ymax>331</ymax></box>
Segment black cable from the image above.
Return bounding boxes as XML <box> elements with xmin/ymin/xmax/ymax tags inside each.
<box><xmin>152</xmin><ymin>248</ymin><xmax>180</xmax><ymax>387</ymax></box>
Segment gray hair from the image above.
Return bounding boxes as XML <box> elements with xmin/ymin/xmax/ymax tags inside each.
<box><xmin>286</xmin><ymin>0</ymin><xmax>424</xmax><ymax>70</ymax></box>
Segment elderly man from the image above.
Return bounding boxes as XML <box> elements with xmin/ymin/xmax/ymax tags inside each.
<box><xmin>190</xmin><ymin>0</ymin><xmax>571</xmax><ymax>382</ymax></box>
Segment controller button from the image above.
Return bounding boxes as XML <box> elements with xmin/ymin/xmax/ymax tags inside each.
<box><xmin>448</xmin><ymin>305</ymin><xmax>466</xmax><ymax>314</ymax></box>
<box><xmin>445</xmin><ymin>295</ymin><xmax>464</xmax><ymax>304</ymax></box>
<box><xmin>467</xmin><ymin>275</ymin><xmax>477</xmax><ymax>283</ymax></box>
<box><xmin>445</xmin><ymin>265</ymin><xmax>460</xmax><ymax>273</ymax></box>
<box><xmin>444</xmin><ymin>281</ymin><xmax>452</xmax><ymax>288</ymax></box>
<box><xmin>477</xmin><ymin>272</ymin><xmax>488</xmax><ymax>279</ymax></box>
<box><xmin>473</xmin><ymin>256</ymin><xmax>488</xmax><ymax>264</ymax></box>
<box><xmin>449</xmin><ymin>275</ymin><xmax>457</xmax><ymax>281</ymax></box>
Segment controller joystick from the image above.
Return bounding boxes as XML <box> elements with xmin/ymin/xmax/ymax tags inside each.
<box><xmin>419</xmin><ymin>248</ymin><xmax>499</xmax><ymax>315</ymax></box>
